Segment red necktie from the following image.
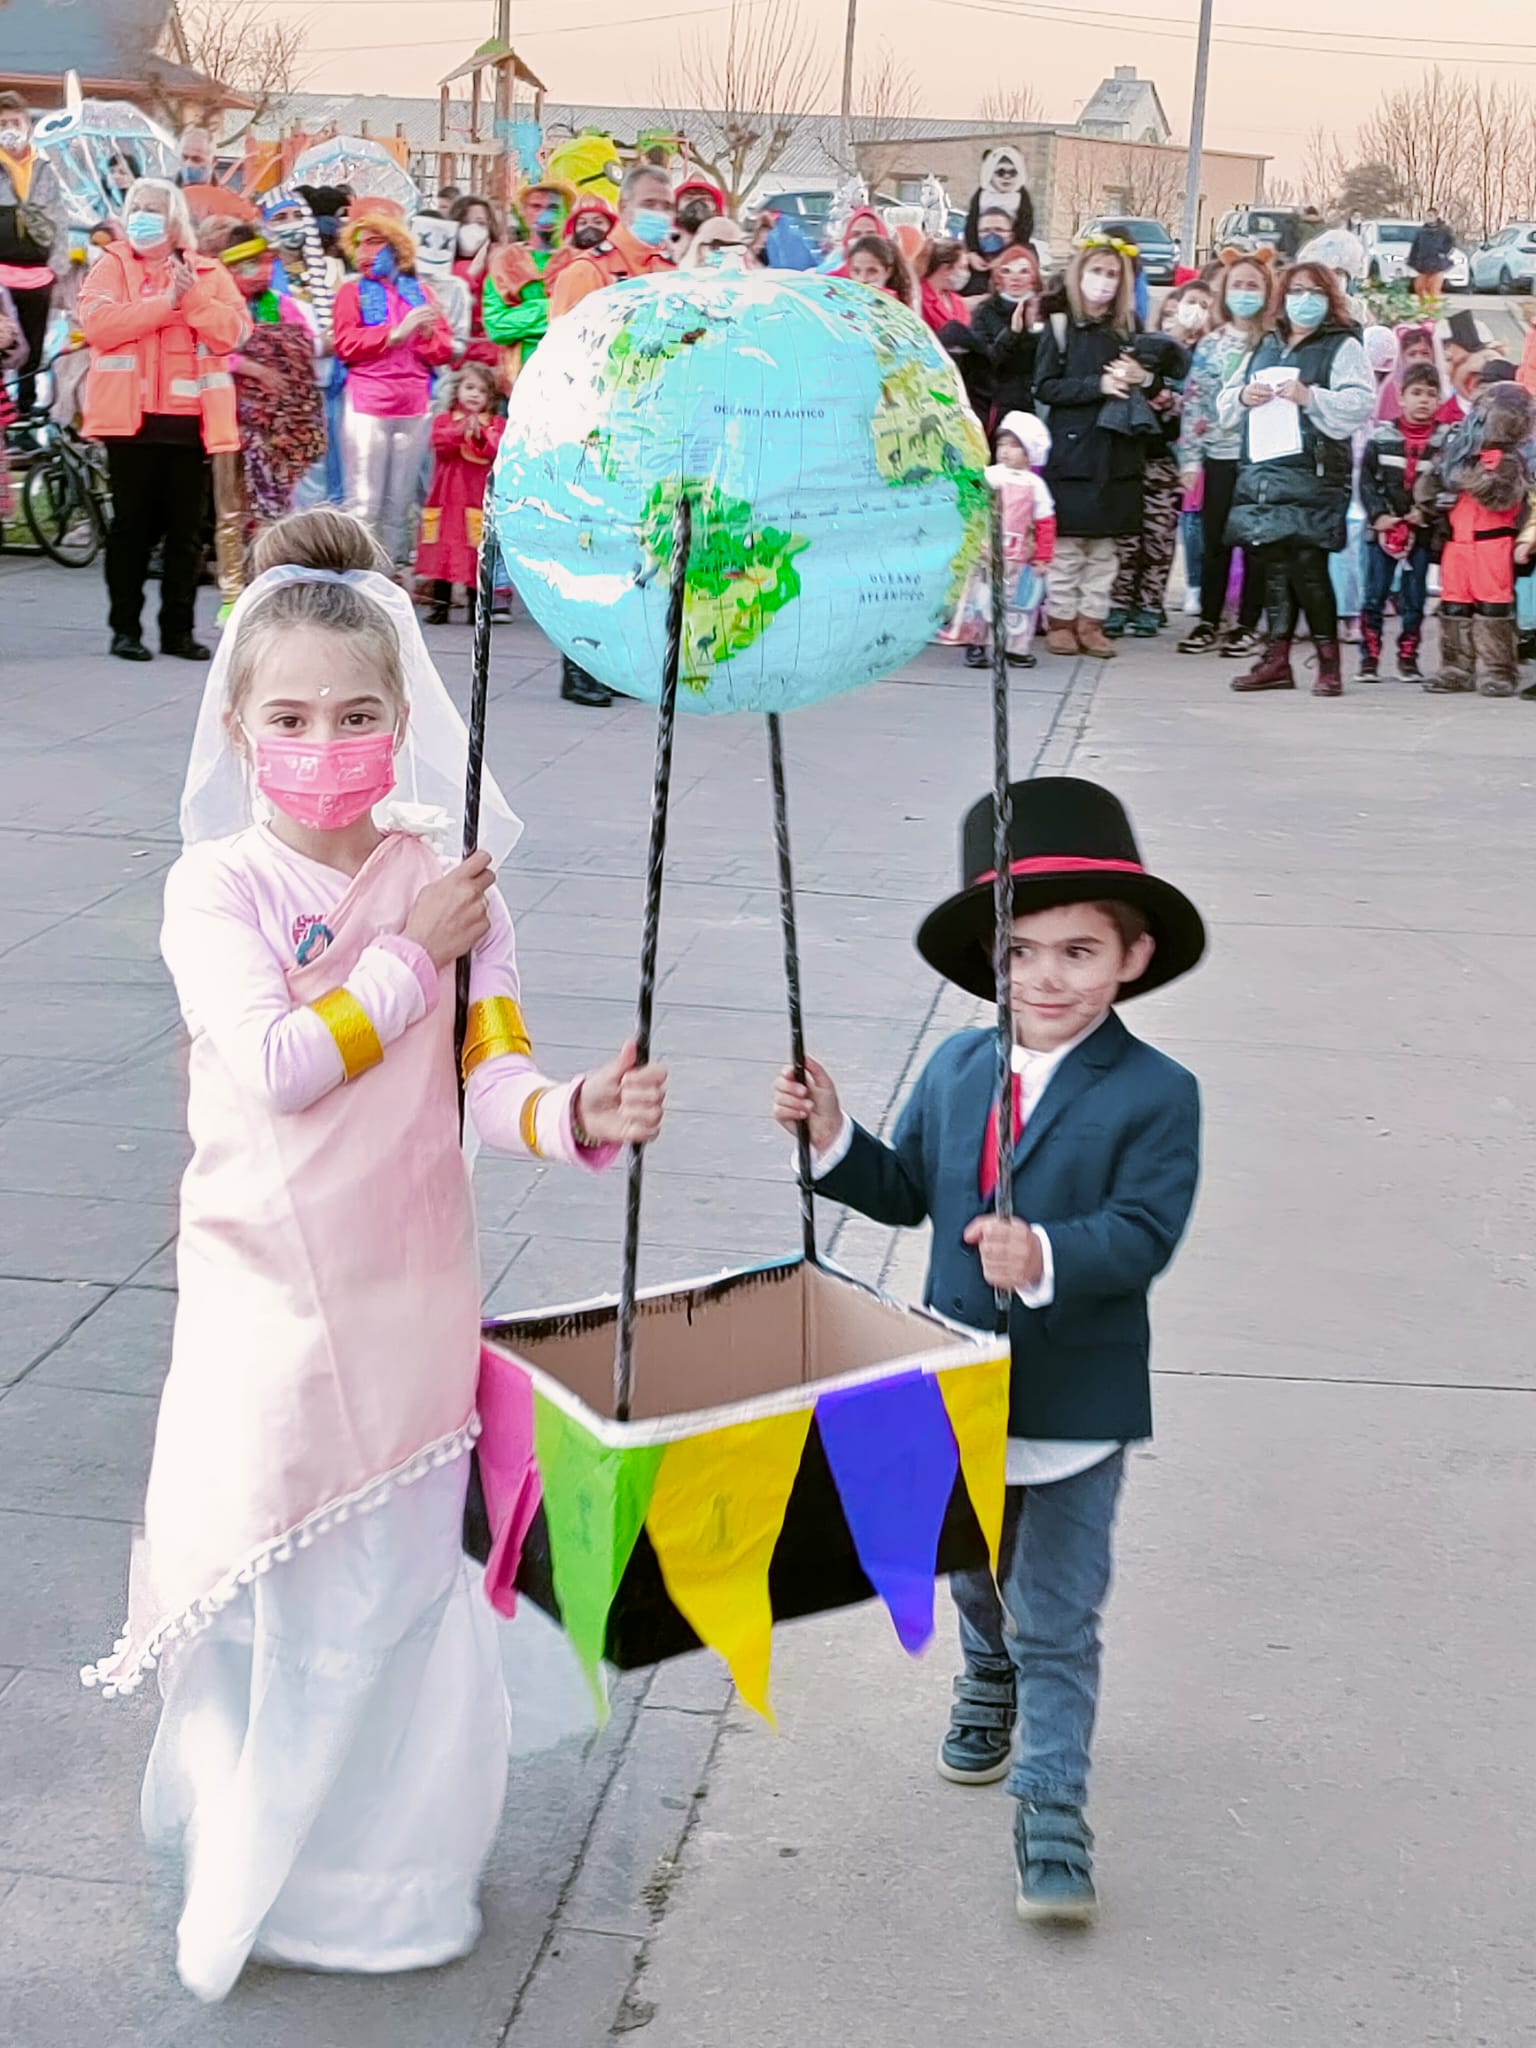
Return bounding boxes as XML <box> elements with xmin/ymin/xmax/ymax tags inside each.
<box><xmin>978</xmin><ymin>1072</ymin><xmax>1024</xmax><ymax>1203</ymax></box>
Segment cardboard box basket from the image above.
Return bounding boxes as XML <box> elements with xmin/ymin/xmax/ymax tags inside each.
<box><xmin>467</xmin><ymin>1256</ymin><xmax>1009</xmax><ymax>1714</ymax></box>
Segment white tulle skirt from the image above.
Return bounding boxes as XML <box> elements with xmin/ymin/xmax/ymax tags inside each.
<box><xmin>141</xmin><ymin>1456</ymin><xmax>510</xmax><ymax>2003</ymax></box>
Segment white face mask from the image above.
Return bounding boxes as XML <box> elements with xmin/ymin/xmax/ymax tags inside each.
<box><xmin>0</xmin><ymin>124</ymin><xmax>28</xmax><ymax>155</ymax></box>
<box><xmin>1175</xmin><ymin>300</ymin><xmax>1206</xmax><ymax>330</ymax></box>
<box><xmin>457</xmin><ymin>222</ymin><xmax>490</xmax><ymax>256</ymax></box>
<box><xmin>1080</xmin><ymin>271</ymin><xmax>1118</xmax><ymax>308</ymax></box>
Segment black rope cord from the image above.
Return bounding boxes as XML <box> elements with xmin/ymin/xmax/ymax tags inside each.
<box><xmin>988</xmin><ymin>486</ymin><xmax>1014</xmax><ymax>1334</ymax></box>
<box><xmin>614</xmin><ymin>493</ymin><xmax>692</xmax><ymax>1421</ymax></box>
<box><xmin>767</xmin><ymin>711</ymin><xmax>816</xmax><ymax>1265</ymax></box>
<box><xmin>454</xmin><ymin>531</ymin><xmax>500</xmax><ymax>1131</ymax></box>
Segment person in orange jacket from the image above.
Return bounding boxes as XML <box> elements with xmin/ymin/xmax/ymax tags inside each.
<box><xmin>78</xmin><ymin>176</ymin><xmax>249</xmax><ymax>663</ymax></box>
<box><xmin>546</xmin><ymin>163</ymin><xmax>675</xmax><ymax>323</ymax></box>
<box><xmin>482</xmin><ymin>178</ymin><xmax>577</xmax><ymax>386</ymax></box>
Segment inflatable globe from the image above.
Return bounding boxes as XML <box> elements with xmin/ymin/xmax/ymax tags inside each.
<box><xmin>491</xmin><ymin>267</ymin><xmax>990</xmax><ymax>714</ymax></box>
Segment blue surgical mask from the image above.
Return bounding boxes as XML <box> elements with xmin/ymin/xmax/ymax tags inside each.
<box><xmin>125</xmin><ymin>212</ymin><xmax>168</xmax><ymax>251</ymax></box>
<box><xmin>978</xmin><ymin>233</ymin><xmax>1006</xmax><ymax>256</ymax></box>
<box><xmin>180</xmin><ymin>165</ymin><xmax>210</xmax><ymax>187</ymax></box>
<box><xmin>1226</xmin><ymin>285</ymin><xmax>1266</xmax><ymax>320</ymax></box>
<box><xmin>1285</xmin><ymin>290</ymin><xmax>1327</xmax><ymax>331</ymax></box>
<box><xmin>630</xmin><ymin>208</ymin><xmax>673</xmax><ymax>249</ymax></box>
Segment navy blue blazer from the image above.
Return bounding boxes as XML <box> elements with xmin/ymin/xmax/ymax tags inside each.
<box><xmin>818</xmin><ymin>1013</ymin><xmax>1200</xmax><ymax>1442</ymax></box>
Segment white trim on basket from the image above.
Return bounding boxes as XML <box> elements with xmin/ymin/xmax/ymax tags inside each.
<box><xmin>483</xmin><ymin>1255</ymin><xmax>1009</xmax><ymax>1451</ymax></box>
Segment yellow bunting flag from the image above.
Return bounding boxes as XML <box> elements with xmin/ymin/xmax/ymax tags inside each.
<box><xmin>936</xmin><ymin>1356</ymin><xmax>1010</xmax><ymax>1569</ymax></box>
<box><xmin>644</xmin><ymin>1408</ymin><xmax>813</xmax><ymax>1723</ymax></box>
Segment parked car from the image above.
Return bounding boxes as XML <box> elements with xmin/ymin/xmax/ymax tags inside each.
<box><xmin>1211</xmin><ymin>204</ymin><xmax>1309</xmax><ymax>259</ymax></box>
<box><xmin>1352</xmin><ymin>219</ymin><xmax>1465</xmax><ymax>290</ymax></box>
<box><xmin>1079</xmin><ymin>215</ymin><xmax>1179</xmax><ymax>282</ymax></box>
<box><xmin>1469</xmin><ymin>223</ymin><xmax>1536</xmax><ymax>293</ymax></box>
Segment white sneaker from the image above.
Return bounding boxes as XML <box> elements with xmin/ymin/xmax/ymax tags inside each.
<box><xmin>1182</xmin><ymin>589</ymin><xmax>1201</xmax><ymax>614</ymax></box>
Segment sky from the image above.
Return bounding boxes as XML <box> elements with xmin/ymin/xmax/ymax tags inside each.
<box><xmin>273</xmin><ymin>0</ymin><xmax>1536</xmax><ymax>181</ymax></box>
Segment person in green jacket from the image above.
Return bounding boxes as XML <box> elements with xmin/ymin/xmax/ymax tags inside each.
<box><xmin>482</xmin><ymin>178</ymin><xmax>577</xmax><ymax>386</ymax></box>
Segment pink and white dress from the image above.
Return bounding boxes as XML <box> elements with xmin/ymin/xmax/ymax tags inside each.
<box><xmin>86</xmin><ymin>822</ymin><xmax>614</xmax><ymax>1999</ymax></box>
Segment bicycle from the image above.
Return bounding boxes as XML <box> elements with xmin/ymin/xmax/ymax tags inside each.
<box><xmin>22</xmin><ymin>416</ymin><xmax>111</xmax><ymax>568</ymax></box>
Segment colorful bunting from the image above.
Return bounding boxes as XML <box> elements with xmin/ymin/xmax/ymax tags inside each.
<box><xmin>936</xmin><ymin>1358</ymin><xmax>1010</xmax><ymax>1568</ymax></box>
<box><xmin>476</xmin><ymin>1343</ymin><xmax>541</xmax><ymax>1618</ymax></box>
<box><xmin>812</xmin><ymin>1370</ymin><xmax>959</xmax><ymax>1653</ymax></box>
<box><xmin>532</xmin><ymin>1393</ymin><xmax>663</xmax><ymax>1698</ymax></box>
<box><xmin>644</xmin><ymin>1408</ymin><xmax>813</xmax><ymax>1721</ymax></box>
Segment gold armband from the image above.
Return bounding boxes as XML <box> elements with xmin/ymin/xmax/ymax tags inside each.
<box><xmin>460</xmin><ymin>996</ymin><xmax>533</xmax><ymax>1081</ymax></box>
<box><xmin>309</xmin><ymin>987</ymin><xmax>384</xmax><ymax>1081</ymax></box>
<box><xmin>519</xmin><ymin>1086</ymin><xmax>551</xmax><ymax>1159</ymax></box>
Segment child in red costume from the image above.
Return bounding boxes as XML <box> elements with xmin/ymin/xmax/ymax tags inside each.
<box><xmin>417</xmin><ymin>361</ymin><xmax>504</xmax><ymax>625</ymax></box>
<box><xmin>1418</xmin><ymin>381</ymin><xmax>1536</xmax><ymax>696</ymax></box>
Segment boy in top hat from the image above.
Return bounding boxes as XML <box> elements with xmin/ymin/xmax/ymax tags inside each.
<box><xmin>774</xmin><ymin>776</ymin><xmax>1204</xmax><ymax>1927</ymax></box>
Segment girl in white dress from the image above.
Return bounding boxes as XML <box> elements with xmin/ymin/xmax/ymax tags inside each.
<box><xmin>83</xmin><ymin>510</ymin><xmax>667</xmax><ymax>2001</ymax></box>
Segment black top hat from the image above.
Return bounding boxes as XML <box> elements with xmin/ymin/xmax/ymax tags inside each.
<box><xmin>915</xmin><ymin>776</ymin><xmax>1206</xmax><ymax>1002</ymax></box>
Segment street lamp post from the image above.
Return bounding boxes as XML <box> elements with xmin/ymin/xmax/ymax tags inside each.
<box><xmin>840</xmin><ymin>0</ymin><xmax>858</xmax><ymax>170</ymax></box>
<box><xmin>1180</xmin><ymin>0</ymin><xmax>1214</xmax><ymax>268</ymax></box>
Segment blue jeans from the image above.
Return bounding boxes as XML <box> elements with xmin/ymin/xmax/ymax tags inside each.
<box><xmin>1362</xmin><ymin>537</ymin><xmax>1430</xmax><ymax>638</ymax></box>
<box><xmin>950</xmin><ymin>1451</ymin><xmax>1125</xmax><ymax>1808</ymax></box>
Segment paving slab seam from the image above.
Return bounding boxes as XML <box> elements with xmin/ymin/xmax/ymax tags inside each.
<box><xmin>1154</xmin><ymin>1365</ymin><xmax>1536</xmax><ymax>1395</ymax></box>
<box><xmin>488</xmin><ymin>1669</ymin><xmax>668</xmax><ymax>2048</ymax></box>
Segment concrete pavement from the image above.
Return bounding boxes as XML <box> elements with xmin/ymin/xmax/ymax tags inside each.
<box><xmin>0</xmin><ymin>548</ymin><xmax>1076</xmax><ymax>2044</ymax></box>
<box><xmin>2</xmin><ymin>548</ymin><xmax>1533</xmax><ymax>2044</ymax></box>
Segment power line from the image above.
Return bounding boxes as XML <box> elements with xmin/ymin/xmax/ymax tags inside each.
<box><xmin>935</xmin><ymin>0</ymin><xmax>1536</xmax><ymax>61</ymax></box>
<box><xmin>305</xmin><ymin>0</ymin><xmax>761</xmax><ymax>54</ymax></box>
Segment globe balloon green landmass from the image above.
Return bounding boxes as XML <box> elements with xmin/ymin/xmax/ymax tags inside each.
<box><xmin>492</xmin><ymin>267</ymin><xmax>991</xmax><ymax>715</ymax></box>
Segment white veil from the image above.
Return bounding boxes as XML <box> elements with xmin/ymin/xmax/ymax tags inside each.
<box><xmin>178</xmin><ymin>567</ymin><xmax>524</xmax><ymax>866</ymax></box>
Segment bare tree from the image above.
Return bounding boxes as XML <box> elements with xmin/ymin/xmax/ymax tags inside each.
<box><xmin>1356</xmin><ymin>67</ymin><xmax>1474</xmax><ymax>225</ymax></box>
<box><xmin>1106</xmin><ymin>147</ymin><xmax>1183</xmax><ymax>225</ymax></box>
<box><xmin>1466</xmin><ymin>79</ymin><xmax>1530</xmax><ymax>241</ymax></box>
<box><xmin>1057</xmin><ymin>152</ymin><xmax>1103</xmax><ymax>237</ymax></box>
<box><xmin>170</xmin><ymin>0</ymin><xmax>307</xmax><ymax>142</ymax></box>
<box><xmin>831</xmin><ymin>39</ymin><xmax>921</xmax><ymax>189</ymax></box>
<box><xmin>653</xmin><ymin>0</ymin><xmax>829</xmax><ymax>210</ymax></box>
<box><xmin>1298</xmin><ymin>125</ymin><xmax>1348</xmax><ymax>215</ymax></box>
<box><xmin>977</xmin><ymin>86</ymin><xmax>1043</xmax><ymax>127</ymax></box>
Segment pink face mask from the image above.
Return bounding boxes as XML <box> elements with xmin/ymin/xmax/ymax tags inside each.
<box><xmin>251</xmin><ymin>731</ymin><xmax>397</xmax><ymax>831</ymax></box>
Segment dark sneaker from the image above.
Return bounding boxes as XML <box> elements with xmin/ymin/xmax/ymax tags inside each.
<box><xmin>1356</xmin><ymin>650</ymin><xmax>1380</xmax><ymax>681</ymax></box>
<box><xmin>162</xmin><ymin>636</ymin><xmax>211</xmax><ymax>661</ymax></box>
<box><xmin>935</xmin><ymin>1670</ymin><xmax>1015</xmax><ymax>1786</ymax></box>
<box><xmin>1005</xmin><ymin>649</ymin><xmax>1038</xmax><ymax>668</ymax></box>
<box><xmin>1395</xmin><ymin>649</ymin><xmax>1423</xmax><ymax>681</ymax></box>
<box><xmin>1014</xmin><ymin>1801</ymin><xmax>1098</xmax><ymax>1926</ymax></box>
<box><xmin>1218</xmin><ymin>628</ymin><xmax>1260</xmax><ymax>659</ymax></box>
<box><xmin>1125</xmin><ymin>607</ymin><xmax>1160</xmax><ymax>637</ymax></box>
<box><xmin>1103</xmin><ymin>607</ymin><xmax>1130</xmax><ymax>638</ymax></box>
<box><xmin>963</xmin><ymin>644</ymin><xmax>990</xmax><ymax>669</ymax></box>
<box><xmin>110</xmin><ymin>634</ymin><xmax>153</xmax><ymax>662</ymax></box>
<box><xmin>1177</xmin><ymin>622</ymin><xmax>1219</xmax><ymax>653</ymax></box>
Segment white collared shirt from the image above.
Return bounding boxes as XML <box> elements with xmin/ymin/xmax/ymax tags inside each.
<box><xmin>808</xmin><ymin>1016</ymin><xmax>1121</xmax><ymax>1488</ymax></box>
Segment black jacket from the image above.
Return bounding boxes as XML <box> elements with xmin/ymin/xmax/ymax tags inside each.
<box><xmin>1227</xmin><ymin>322</ymin><xmax>1362</xmax><ymax>552</ymax></box>
<box><xmin>1408</xmin><ymin>222</ymin><xmax>1455</xmax><ymax>277</ymax></box>
<box><xmin>817</xmin><ymin>1015</ymin><xmax>1201</xmax><ymax>1441</ymax></box>
<box><xmin>1359</xmin><ymin>419</ymin><xmax>1451</xmax><ymax>524</ymax></box>
<box><xmin>941</xmin><ymin>294</ymin><xmax>1039</xmax><ymax>428</ymax></box>
<box><xmin>1033</xmin><ymin>312</ymin><xmax>1151</xmax><ymax>537</ymax></box>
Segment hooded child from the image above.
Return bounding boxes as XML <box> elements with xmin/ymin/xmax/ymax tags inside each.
<box><xmin>938</xmin><ymin>409</ymin><xmax>1056</xmax><ymax>668</ymax></box>
<box><xmin>416</xmin><ymin>360</ymin><xmax>505</xmax><ymax>623</ymax></box>
<box><xmin>774</xmin><ymin>774</ymin><xmax>1204</xmax><ymax>1932</ymax></box>
<box><xmin>81</xmin><ymin>509</ymin><xmax>667</xmax><ymax>2004</ymax></box>
<box><xmin>1418</xmin><ymin>380</ymin><xmax>1536</xmax><ymax>696</ymax></box>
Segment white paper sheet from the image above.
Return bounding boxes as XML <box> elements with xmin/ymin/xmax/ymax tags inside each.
<box><xmin>1248</xmin><ymin>365</ymin><xmax>1304</xmax><ymax>463</ymax></box>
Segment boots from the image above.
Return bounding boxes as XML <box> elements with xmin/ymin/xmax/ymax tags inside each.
<box><xmin>1424</xmin><ymin>606</ymin><xmax>1475</xmax><ymax>692</ymax></box>
<box><xmin>1312</xmin><ymin>640</ymin><xmax>1343</xmax><ymax>696</ymax></box>
<box><xmin>1230</xmin><ymin>637</ymin><xmax>1295</xmax><ymax>691</ymax></box>
<box><xmin>1395</xmin><ymin>630</ymin><xmax>1422</xmax><ymax>681</ymax></box>
<box><xmin>560</xmin><ymin>655</ymin><xmax>614</xmax><ymax>707</ymax></box>
<box><xmin>1357</xmin><ymin>621</ymin><xmax>1382</xmax><ymax>681</ymax></box>
<box><xmin>1045</xmin><ymin>617</ymin><xmax>1079</xmax><ymax>656</ymax></box>
<box><xmin>1474</xmin><ymin>609</ymin><xmax>1520</xmax><ymax>696</ymax></box>
<box><xmin>1075</xmin><ymin>616</ymin><xmax>1117</xmax><ymax>659</ymax></box>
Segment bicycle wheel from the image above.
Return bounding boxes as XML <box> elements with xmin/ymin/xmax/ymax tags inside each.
<box><xmin>24</xmin><ymin>454</ymin><xmax>103</xmax><ymax>567</ymax></box>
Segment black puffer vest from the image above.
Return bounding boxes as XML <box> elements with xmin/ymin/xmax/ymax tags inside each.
<box><xmin>1227</xmin><ymin>322</ymin><xmax>1359</xmax><ymax>553</ymax></box>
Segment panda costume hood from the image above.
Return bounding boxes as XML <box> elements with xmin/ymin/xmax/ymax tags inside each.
<box><xmin>963</xmin><ymin>144</ymin><xmax>1035</xmax><ymax>256</ymax></box>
